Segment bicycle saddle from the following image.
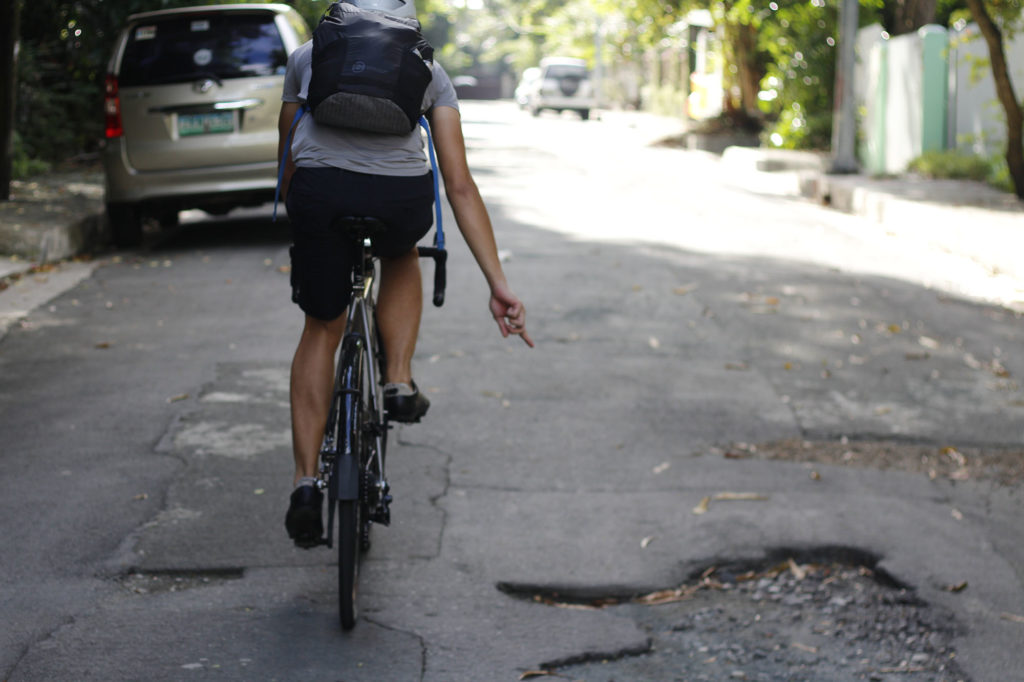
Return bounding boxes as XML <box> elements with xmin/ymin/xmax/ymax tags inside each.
<box><xmin>335</xmin><ymin>215</ymin><xmax>387</xmax><ymax>239</ymax></box>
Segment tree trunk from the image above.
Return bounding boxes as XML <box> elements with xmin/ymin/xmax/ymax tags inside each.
<box><xmin>964</xmin><ymin>0</ymin><xmax>1024</xmax><ymax>199</ymax></box>
<box><xmin>890</xmin><ymin>0</ymin><xmax>938</xmax><ymax>36</ymax></box>
<box><xmin>1</xmin><ymin>0</ymin><xmax>22</xmax><ymax>200</ymax></box>
<box><xmin>723</xmin><ymin>20</ymin><xmax>764</xmax><ymax>125</ymax></box>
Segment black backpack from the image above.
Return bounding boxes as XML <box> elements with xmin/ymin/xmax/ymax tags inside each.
<box><xmin>307</xmin><ymin>2</ymin><xmax>434</xmax><ymax>135</ymax></box>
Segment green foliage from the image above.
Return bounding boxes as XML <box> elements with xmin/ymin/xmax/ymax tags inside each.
<box><xmin>757</xmin><ymin>0</ymin><xmax>839</xmax><ymax>150</ymax></box>
<box><xmin>15</xmin><ymin>0</ymin><xmax>201</xmax><ymax>164</ymax></box>
<box><xmin>11</xmin><ymin>131</ymin><xmax>51</xmax><ymax>179</ymax></box>
<box><xmin>908</xmin><ymin>149</ymin><xmax>991</xmax><ymax>179</ymax></box>
<box><xmin>11</xmin><ymin>0</ymin><xmax>329</xmax><ymax>166</ymax></box>
<box><xmin>907</xmin><ymin>149</ymin><xmax>1014</xmax><ymax>191</ymax></box>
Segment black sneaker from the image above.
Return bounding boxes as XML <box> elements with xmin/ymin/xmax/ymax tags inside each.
<box><xmin>285</xmin><ymin>484</ymin><xmax>323</xmax><ymax>548</ymax></box>
<box><xmin>384</xmin><ymin>381</ymin><xmax>430</xmax><ymax>423</ymax></box>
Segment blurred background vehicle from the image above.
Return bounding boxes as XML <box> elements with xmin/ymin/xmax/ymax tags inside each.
<box><xmin>522</xmin><ymin>57</ymin><xmax>595</xmax><ymax>120</ymax></box>
<box><xmin>102</xmin><ymin>3</ymin><xmax>310</xmax><ymax>246</ymax></box>
<box><xmin>514</xmin><ymin>67</ymin><xmax>540</xmax><ymax>109</ymax></box>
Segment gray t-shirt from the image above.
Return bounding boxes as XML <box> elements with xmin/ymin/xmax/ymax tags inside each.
<box><xmin>282</xmin><ymin>41</ymin><xmax>459</xmax><ymax>176</ymax></box>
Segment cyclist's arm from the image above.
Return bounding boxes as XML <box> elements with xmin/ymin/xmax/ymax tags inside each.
<box><xmin>277</xmin><ymin>102</ymin><xmax>301</xmax><ymax>201</ymax></box>
<box><xmin>428</xmin><ymin>105</ymin><xmax>533</xmax><ymax>347</ymax></box>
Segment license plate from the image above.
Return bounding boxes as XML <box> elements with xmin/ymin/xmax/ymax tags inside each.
<box><xmin>178</xmin><ymin>112</ymin><xmax>235</xmax><ymax>136</ymax></box>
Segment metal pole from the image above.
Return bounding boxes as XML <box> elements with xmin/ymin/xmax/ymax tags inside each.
<box><xmin>831</xmin><ymin>0</ymin><xmax>859</xmax><ymax>173</ymax></box>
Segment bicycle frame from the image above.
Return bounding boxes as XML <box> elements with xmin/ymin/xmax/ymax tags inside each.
<box><xmin>346</xmin><ymin>239</ymin><xmax>388</xmax><ymax>503</ymax></box>
<box><xmin>317</xmin><ymin>236</ymin><xmax>388</xmax><ymax>526</ymax></box>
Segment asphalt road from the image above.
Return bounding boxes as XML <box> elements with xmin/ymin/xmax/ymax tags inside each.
<box><xmin>1</xmin><ymin>101</ymin><xmax>1022</xmax><ymax>680</ymax></box>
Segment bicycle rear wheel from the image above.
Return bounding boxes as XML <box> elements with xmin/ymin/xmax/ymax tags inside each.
<box><xmin>337</xmin><ymin>498</ymin><xmax>360</xmax><ymax>630</ymax></box>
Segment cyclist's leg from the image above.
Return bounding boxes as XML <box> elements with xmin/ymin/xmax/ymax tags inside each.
<box><xmin>369</xmin><ymin>172</ymin><xmax>434</xmax><ymax>422</ymax></box>
<box><xmin>286</xmin><ymin>168</ymin><xmax>357</xmax><ymax>482</ymax></box>
<box><xmin>377</xmin><ymin>247</ymin><xmax>422</xmax><ymax>386</ymax></box>
<box><xmin>284</xmin><ymin>167</ymin><xmax>358</xmax><ymax>544</ymax></box>
<box><xmin>289</xmin><ymin>313</ymin><xmax>346</xmax><ymax>483</ymax></box>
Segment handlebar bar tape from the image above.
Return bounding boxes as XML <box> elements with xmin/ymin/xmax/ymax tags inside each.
<box><xmin>417</xmin><ymin>246</ymin><xmax>447</xmax><ymax>307</ymax></box>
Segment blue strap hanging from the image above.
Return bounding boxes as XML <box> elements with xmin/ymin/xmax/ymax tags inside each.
<box><xmin>272</xmin><ymin>104</ymin><xmax>307</xmax><ymax>222</ymax></box>
<box><xmin>418</xmin><ymin>115</ymin><xmax>445</xmax><ymax>251</ymax></box>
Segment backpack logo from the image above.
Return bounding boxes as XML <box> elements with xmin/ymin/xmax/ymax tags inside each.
<box><xmin>308</xmin><ymin>2</ymin><xmax>434</xmax><ymax>135</ymax></box>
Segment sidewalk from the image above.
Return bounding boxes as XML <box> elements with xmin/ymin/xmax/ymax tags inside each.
<box><xmin>0</xmin><ymin>166</ymin><xmax>105</xmax><ymax>267</ymax></box>
<box><xmin>720</xmin><ymin>145</ymin><xmax>1024</xmax><ymax>305</ymax></box>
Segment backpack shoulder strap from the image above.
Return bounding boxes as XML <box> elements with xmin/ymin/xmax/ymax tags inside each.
<box><xmin>273</xmin><ymin>104</ymin><xmax>307</xmax><ymax>222</ymax></box>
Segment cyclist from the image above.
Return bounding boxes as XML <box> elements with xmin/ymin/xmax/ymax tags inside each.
<box><xmin>278</xmin><ymin>0</ymin><xmax>534</xmax><ymax>547</ymax></box>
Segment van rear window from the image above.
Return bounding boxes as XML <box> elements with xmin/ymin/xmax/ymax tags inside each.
<box><xmin>545</xmin><ymin>65</ymin><xmax>588</xmax><ymax>80</ymax></box>
<box><xmin>118</xmin><ymin>13</ymin><xmax>286</xmax><ymax>87</ymax></box>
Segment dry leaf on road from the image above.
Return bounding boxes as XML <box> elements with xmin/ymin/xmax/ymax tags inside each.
<box><xmin>693</xmin><ymin>492</ymin><xmax>769</xmax><ymax>515</ymax></box>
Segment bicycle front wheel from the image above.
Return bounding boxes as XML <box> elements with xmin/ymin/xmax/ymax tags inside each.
<box><xmin>337</xmin><ymin>498</ymin><xmax>360</xmax><ymax>630</ymax></box>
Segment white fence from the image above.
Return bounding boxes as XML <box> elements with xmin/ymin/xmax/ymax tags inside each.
<box><xmin>856</xmin><ymin>22</ymin><xmax>1024</xmax><ymax>175</ymax></box>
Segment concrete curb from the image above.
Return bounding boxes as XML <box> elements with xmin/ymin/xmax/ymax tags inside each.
<box><xmin>0</xmin><ymin>170</ymin><xmax>106</xmax><ymax>268</ymax></box>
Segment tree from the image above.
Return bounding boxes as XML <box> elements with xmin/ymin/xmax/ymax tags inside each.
<box><xmin>2</xmin><ymin>0</ymin><xmax>21</xmax><ymax>200</ymax></box>
<box><xmin>714</xmin><ymin>0</ymin><xmax>771</xmax><ymax>126</ymax></box>
<box><xmin>962</xmin><ymin>0</ymin><xmax>1024</xmax><ymax>198</ymax></box>
<box><xmin>886</xmin><ymin>0</ymin><xmax>938</xmax><ymax>35</ymax></box>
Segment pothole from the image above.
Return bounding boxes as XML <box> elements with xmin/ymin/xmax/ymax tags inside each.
<box><xmin>118</xmin><ymin>568</ymin><xmax>245</xmax><ymax>595</ymax></box>
<box><xmin>503</xmin><ymin>547</ymin><xmax>969</xmax><ymax>681</ymax></box>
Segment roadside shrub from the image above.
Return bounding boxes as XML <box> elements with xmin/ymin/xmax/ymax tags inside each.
<box><xmin>907</xmin><ymin>150</ymin><xmax>991</xmax><ymax>180</ymax></box>
<box><xmin>11</xmin><ymin>131</ymin><xmax>51</xmax><ymax>179</ymax></box>
<box><xmin>908</xmin><ymin>149</ymin><xmax>1018</xmax><ymax>194</ymax></box>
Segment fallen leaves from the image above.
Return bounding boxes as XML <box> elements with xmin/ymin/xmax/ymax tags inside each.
<box><xmin>943</xmin><ymin>581</ymin><xmax>968</xmax><ymax>593</ymax></box>
<box><xmin>790</xmin><ymin>641</ymin><xmax>818</xmax><ymax>654</ymax></box>
<box><xmin>673</xmin><ymin>282</ymin><xmax>699</xmax><ymax>296</ymax></box>
<box><xmin>693</xmin><ymin>492</ymin><xmax>770</xmax><ymax>515</ymax></box>
<box><xmin>1001</xmin><ymin>612</ymin><xmax>1024</xmax><ymax>624</ymax></box>
<box><xmin>635</xmin><ymin>567</ymin><xmax>720</xmax><ymax>606</ymax></box>
<box><xmin>720</xmin><ymin>439</ymin><xmax>1024</xmax><ymax>486</ymax></box>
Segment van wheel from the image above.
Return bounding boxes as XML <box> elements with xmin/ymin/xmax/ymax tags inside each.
<box><xmin>107</xmin><ymin>203</ymin><xmax>143</xmax><ymax>248</ymax></box>
<box><xmin>579</xmin><ymin>109</ymin><xmax>590</xmax><ymax>120</ymax></box>
<box><xmin>155</xmin><ymin>207</ymin><xmax>180</xmax><ymax>228</ymax></box>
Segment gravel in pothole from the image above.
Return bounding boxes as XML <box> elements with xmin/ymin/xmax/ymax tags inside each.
<box><xmin>537</xmin><ymin>561</ymin><xmax>968</xmax><ymax>682</ymax></box>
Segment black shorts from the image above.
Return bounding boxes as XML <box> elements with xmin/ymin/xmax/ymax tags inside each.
<box><xmin>285</xmin><ymin>167</ymin><xmax>434</xmax><ymax>320</ymax></box>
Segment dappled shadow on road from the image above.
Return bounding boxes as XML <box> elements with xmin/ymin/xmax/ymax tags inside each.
<box><xmin>481</xmin><ymin>192</ymin><xmax>1024</xmax><ymax>451</ymax></box>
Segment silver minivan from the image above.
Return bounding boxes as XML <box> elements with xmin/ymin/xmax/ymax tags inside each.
<box><xmin>525</xmin><ymin>57</ymin><xmax>595</xmax><ymax>121</ymax></box>
<box><xmin>102</xmin><ymin>4</ymin><xmax>310</xmax><ymax>246</ymax></box>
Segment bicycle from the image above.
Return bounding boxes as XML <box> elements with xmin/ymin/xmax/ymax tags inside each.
<box><xmin>314</xmin><ymin>215</ymin><xmax>446</xmax><ymax>630</ymax></box>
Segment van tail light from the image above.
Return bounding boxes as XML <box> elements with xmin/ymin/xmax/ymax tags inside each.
<box><xmin>104</xmin><ymin>74</ymin><xmax>123</xmax><ymax>138</ymax></box>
